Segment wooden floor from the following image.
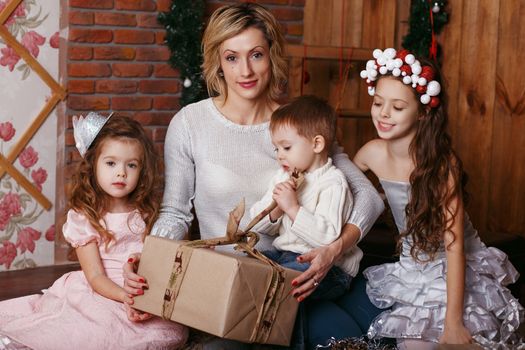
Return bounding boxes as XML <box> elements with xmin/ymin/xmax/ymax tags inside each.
<box><xmin>0</xmin><ymin>263</ymin><xmax>80</xmax><ymax>301</ymax></box>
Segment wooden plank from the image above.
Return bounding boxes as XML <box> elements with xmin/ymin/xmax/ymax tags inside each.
<box><xmin>0</xmin><ymin>264</ymin><xmax>80</xmax><ymax>301</ymax></box>
<box><xmin>287</xmin><ymin>57</ymin><xmax>303</xmax><ymax>98</ymax></box>
<box><xmin>301</xmin><ymin>60</ymin><xmax>332</xmax><ymax>100</ymax></box>
<box><xmin>0</xmin><ymin>26</ymin><xmax>66</xmax><ymax>98</ymax></box>
<box><xmin>286</xmin><ymin>44</ymin><xmax>372</xmax><ymax>60</ymax></box>
<box><xmin>395</xmin><ymin>0</ymin><xmax>411</xmax><ymax>49</ymax></box>
<box><xmin>0</xmin><ymin>154</ymin><xmax>52</xmax><ymax>210</ymax></box>
<box><xmin>488</xmin><ymin>0</ymin><xmax>525</xmax><ymax>235</ymax></box>
<box><xmin>337</xmin><ymin>118</ymin><xmax>377</xmax><ymax>158</ymax></box>
<box><xmin>0</xmin><ymin>93</ymin><xmax>61</xmax><ymax>179</ymax></box>
<box><xmin>330</xmin><ymin>0</ymin><xmax>364</xmax><ymax>48</ymax></box>
<box><xmin>455</xmin><ymin>0</ymin><xmax>500</xmax><ymax>232</ymax></box>
<box><xmin>338</xmin><ymin>108</ymin><xmax>370</xmax><ymax>119</ymax></box>
<box><xmin>344</xmin><ymin>0</ymin><xmax>364</xmax><ymax>48</ymax></box>
<box><xmin>362</xmin><ymin>0</ymin><xmax>397</xmax><ymax>48</ymax></box>
<box><xmin>440</xmin><ymin>0</ymin><xmax>464</xmax><ymax>143</ymax></box>
<box><xmin>0</xmin><ymin>0</ymin><xmax>23</xmax><ymax>24</ymax></box>
<box><xmin>304</xmin><ymin>0</ymin><xmax>334</xmax><ymax>46</ymax></box>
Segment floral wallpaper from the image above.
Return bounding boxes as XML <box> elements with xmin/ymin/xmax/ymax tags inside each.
<box><xmin>0</xmin><ymin>0</ymin><xmax>60</xmax><ymax>271</ymax></box>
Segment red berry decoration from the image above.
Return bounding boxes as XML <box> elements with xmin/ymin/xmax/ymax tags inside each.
<box><xmin>400</xmin><ymin>65</ymin><xmax>412</xmax><ymax>76</ymax></box>
<box><xmin>303</xmin><ymin>70</ymin><xmax>310</xmax><ymax>85</ymax></box>
<box><xmin>420</xmin><ymin>66</ymin><xmax>435</xmax><ymax>81</ymax></box>
<box><xmin>397</xmin><ymin>49</ymin><xmax>409</xmax><ymax>61</ymax></box>
<box><xmin>429</xmin><ymin>96</ymin><xmax>440</xmax><ymax>108</ymax></box>
<box><xmin>416</xmin><ymin>85</ymin><xmax>427</xmax><ymax>94</ymax></box>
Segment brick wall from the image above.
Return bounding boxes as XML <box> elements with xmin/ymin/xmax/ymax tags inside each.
<box><xmin>64</xmin><ymin>0</ymin><xmax>303</xmax><ymax>163</ymax></box>
<box><xmin>62</xmin><ymin>0</ymin><xmax>304</xmax><ymax>192</ymax></box>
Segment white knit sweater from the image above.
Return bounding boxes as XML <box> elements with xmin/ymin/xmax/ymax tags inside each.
<box><xmin>250</xmin><ymin>159</ymin><xmax>362</xmax><ymax>276</ymax></box>
<box><xmin>151</xmin><ymin>98</ymin><xmax>384</xmax><ymax>255</ymax></box>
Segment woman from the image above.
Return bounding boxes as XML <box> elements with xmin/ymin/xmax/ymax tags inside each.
<box><xmin>123</xmin><ymin>3</ymin><xmax>385</xmax><ymax>349</ymax></box>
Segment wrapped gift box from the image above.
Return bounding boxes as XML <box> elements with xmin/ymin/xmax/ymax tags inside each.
<box><xmin>133</xmin><ymin>235</ymin><xmax>300</xmax><ymax>346</ymax></box>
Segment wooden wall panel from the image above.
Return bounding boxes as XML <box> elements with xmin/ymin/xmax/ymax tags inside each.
<box><xmin>303</xmin><ymin>0</ymin><xmax>335</xmax><ymax>45</ymax></box>
<box><xmin>361</xmin><ymin>0</ymin><xmax>396</xmax><ymax>48</ymax></box>
<box><xmin>454</xmin><ymin>0</ymin><xmax>500</xmax><ymax>231</ymax></box>
<box><xmin>441</xmin><ymin>0</ymin><xmax>464</xmax><ymax>143</ymax></box>
<box><xmin>304</xmin><ymin>0</ymin><xmax>364</xmax><ymax>47</ymax></box>
<box><xmin>488</xmin><ymin>0</ymin><xmax>525</xmax><ymax>234</ymax></box>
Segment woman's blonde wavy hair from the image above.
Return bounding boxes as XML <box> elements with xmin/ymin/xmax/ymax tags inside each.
<box><xmin>68</xmin><ymin>115</ymin><xmax>162</xmax><ymax>250</ymax></box>
<box><xmin>201</xmin><ymin>3</ymin><xmax>288</xmax><ymax>102</ymax></box>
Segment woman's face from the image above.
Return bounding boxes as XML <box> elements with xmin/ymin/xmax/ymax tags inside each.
<box><xmin>219</xmin><ymin>27</ymin><xmax>271</xmax><ymax>102</ymax></box>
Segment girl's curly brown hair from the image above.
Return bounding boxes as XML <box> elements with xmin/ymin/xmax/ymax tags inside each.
<box><xmin>390</xmin><ymin>58</ymin><xmax>469</xmax><ymax>261</ymax></box>
<box><xmin>68</xmin><ymin>115</ymin><xmax>162</xmax><ymax>250</ymax></box>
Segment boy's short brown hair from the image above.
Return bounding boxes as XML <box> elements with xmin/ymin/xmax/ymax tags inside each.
<box><xmin>270</xmin><ymin>95</ymin><xmax>337</xmax><ymax>148</ymax></box>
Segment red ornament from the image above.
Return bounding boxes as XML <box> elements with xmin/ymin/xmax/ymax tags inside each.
<box><xmin>430</xmin><ymin>96</ymin><xmax>440</xmax><ymax>108</ymax></box>
<box><xmin>397</xmin><ymin>49</ymin><xmax>409</xmax><ymax>61</ymax></box>
<box><xmin>420</xmin><ymin>66</ymin><xmax>435</xmax><ymax>81</ymax></box>
<box><xmin>400</xmin><ymin>65</ymin><xmax>412</xmax><ymax>76</ymax></box>
<box><xmin>416</xmin><ymin>85</ymin><xmax>427</xmax><ymax>94</ymax></box>
<box><xmin>303</xmin><ymin>71</ymin><xmax>310</xmax><ymax>85</ymax></box>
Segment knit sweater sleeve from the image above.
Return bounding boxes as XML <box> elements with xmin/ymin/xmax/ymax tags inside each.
<box><xmin>290</xmin><ymin>181</ymin><xmax>353</xmax><ymax>247</ymax></box>
<box><xmin>331</xmin><ymin>143</ymin><xmax>384</xmax><ymax>241</ymax></box>
<box><xmin>150</xmin><ymin>109</ymin><xmax>194</xmax><ymax>240</ymax></box>
<box><xmin>249</xmin><ymin>170</ymin><xmax>286</xmax><ymax>236</ymax></box>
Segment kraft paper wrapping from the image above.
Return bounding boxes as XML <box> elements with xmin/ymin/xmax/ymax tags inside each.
<box><xmin>133</xmin><ymin>236</ymin><xmax>300</xmax><ymax>346</ymax></box>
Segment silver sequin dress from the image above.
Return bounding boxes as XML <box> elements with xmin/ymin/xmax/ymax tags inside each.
<box><xmin>365</xmin><ymin>179</ymin><xmax>524</xmax><ymax>347</ymax></box>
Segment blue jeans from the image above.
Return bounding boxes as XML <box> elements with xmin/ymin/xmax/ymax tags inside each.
<box><xmin>262</xmin><ymin>249</ymin><xmax>352</xmax><ymax>301</ymax></box>
<box><xmin>272</xmin><ymin>273</ymin><xmax>384</xmax><ymax>350</ymax></box>
<box><xmin>304</xmin><ymin>273</ymin><xmax>384</xmax><ymax>349</ymax></box>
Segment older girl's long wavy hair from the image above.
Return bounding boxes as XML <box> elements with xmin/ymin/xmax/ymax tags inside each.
<box><xmin>68</xmin><ymin>115</ymin><xmax>162</xmax><ymax>250</ymax></box>
<box><xmin>390</xmin><ymin>58</ymin><xmax>469</xmax><ymax>261</ymax></box>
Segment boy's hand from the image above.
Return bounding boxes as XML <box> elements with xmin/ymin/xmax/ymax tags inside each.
<box><xmin>272</xmin><ymin>180</ymin><xmax>299</xmax><ymax>220</ymax></box>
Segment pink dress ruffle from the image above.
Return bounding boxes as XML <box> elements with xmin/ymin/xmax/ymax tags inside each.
<box><xmin>0</xmin><ymin>210</ymin><xmax>188</xmax><ymax>350</ymax></box>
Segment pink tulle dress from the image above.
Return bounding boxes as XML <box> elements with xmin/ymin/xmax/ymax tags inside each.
<box><xmin>0</xmin><ymin>210</ymin><xmax>188</xmax><ymax>350</ymax></box>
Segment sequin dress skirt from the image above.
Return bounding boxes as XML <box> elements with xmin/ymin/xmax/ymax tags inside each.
<box><xmin>364</xmin><ymin>241</ymin><xmax>524</xmax><ymax>347</ymax></box>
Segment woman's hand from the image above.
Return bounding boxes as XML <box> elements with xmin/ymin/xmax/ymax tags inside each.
<box><xmin>122</xmin><ymin>253</ymin><xmax>148</xmax><ymax>295</ymax></box>
<box><xmin>290</xmin><ymin>223</ymin><xmax>360</xmax><ymax>301</ymax></box>
<box><xmin>439</xmin><ymin>321</ymin><xmax>473</xmax><ymax>344</ymax></box>
<box><xmin>122</xmin><ymin>253</ymin><xmax>154</xmax><ymax>322</ymax></box>
<box><xmin>290</xmin><ymin>244</ymin><xmax>337</xmax><ymax>301</ymax></box>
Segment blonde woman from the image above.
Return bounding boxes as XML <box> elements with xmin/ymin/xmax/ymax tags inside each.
<box><xmin>124</xmin><ymin>3</ymin><xmax>385</xmax><ymax>349</ymax></box>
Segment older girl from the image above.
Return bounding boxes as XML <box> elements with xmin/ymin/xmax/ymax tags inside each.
<box><xmin>355</xmin><ymin>48</ymin><xmax>524</xmax><ymax>349</ymax></box>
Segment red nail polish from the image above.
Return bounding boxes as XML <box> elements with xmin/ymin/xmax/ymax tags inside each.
<box><xmin>127</xmin><ymin>258</ymin><xmax>134</xmax><ymax>263</ymax></box>
<box><xmin>297</xmin><ymin>257</ymin><xmax>302</xmax><ymax>262</ymax></box>
<box><xmin>138</xmin><ymin>289</ymin><xmax>144</xmax><ymax>295</ymax></box>
<box><xmin>297</xmin><ymin>296</ymin><xmax>304</xmax><ymax>302</ymax></box>
<box><xmin>139</xmin><ymin>278</ymin><xmax>145</xmax><ymax>283</ymax></box>
<box><xmin>291</xmin><ymin>280</ymin><xmax>298</xmax><ymax>286</ymax></box>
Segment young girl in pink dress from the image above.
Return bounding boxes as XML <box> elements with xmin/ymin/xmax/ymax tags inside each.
<box><xmin>0</xmin><ymin>113</ymin><xmax>188</xmax><ymax>350</ymax></box>
<box><xmin>354</xmin><ymin>48</ymin><xmax>524</xmax><ymax>349</ymax></box>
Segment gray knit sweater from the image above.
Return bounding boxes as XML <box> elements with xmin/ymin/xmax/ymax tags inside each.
<box><xmin>151</xmin><ymin>98</ymin><xmax>384</xmax><ymax>253</ymax></box>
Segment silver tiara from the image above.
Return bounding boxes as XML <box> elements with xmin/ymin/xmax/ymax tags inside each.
<box><xmin>72</xmin><ymin>112</ymin><xmax>113</xmax><ymax>157</ymax></box>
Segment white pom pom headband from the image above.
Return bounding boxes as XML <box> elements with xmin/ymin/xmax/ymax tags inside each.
<box><xmin>360</xmin><ymin>48</ymin><xmax>441</xmax><ymax>108</ymax></box>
